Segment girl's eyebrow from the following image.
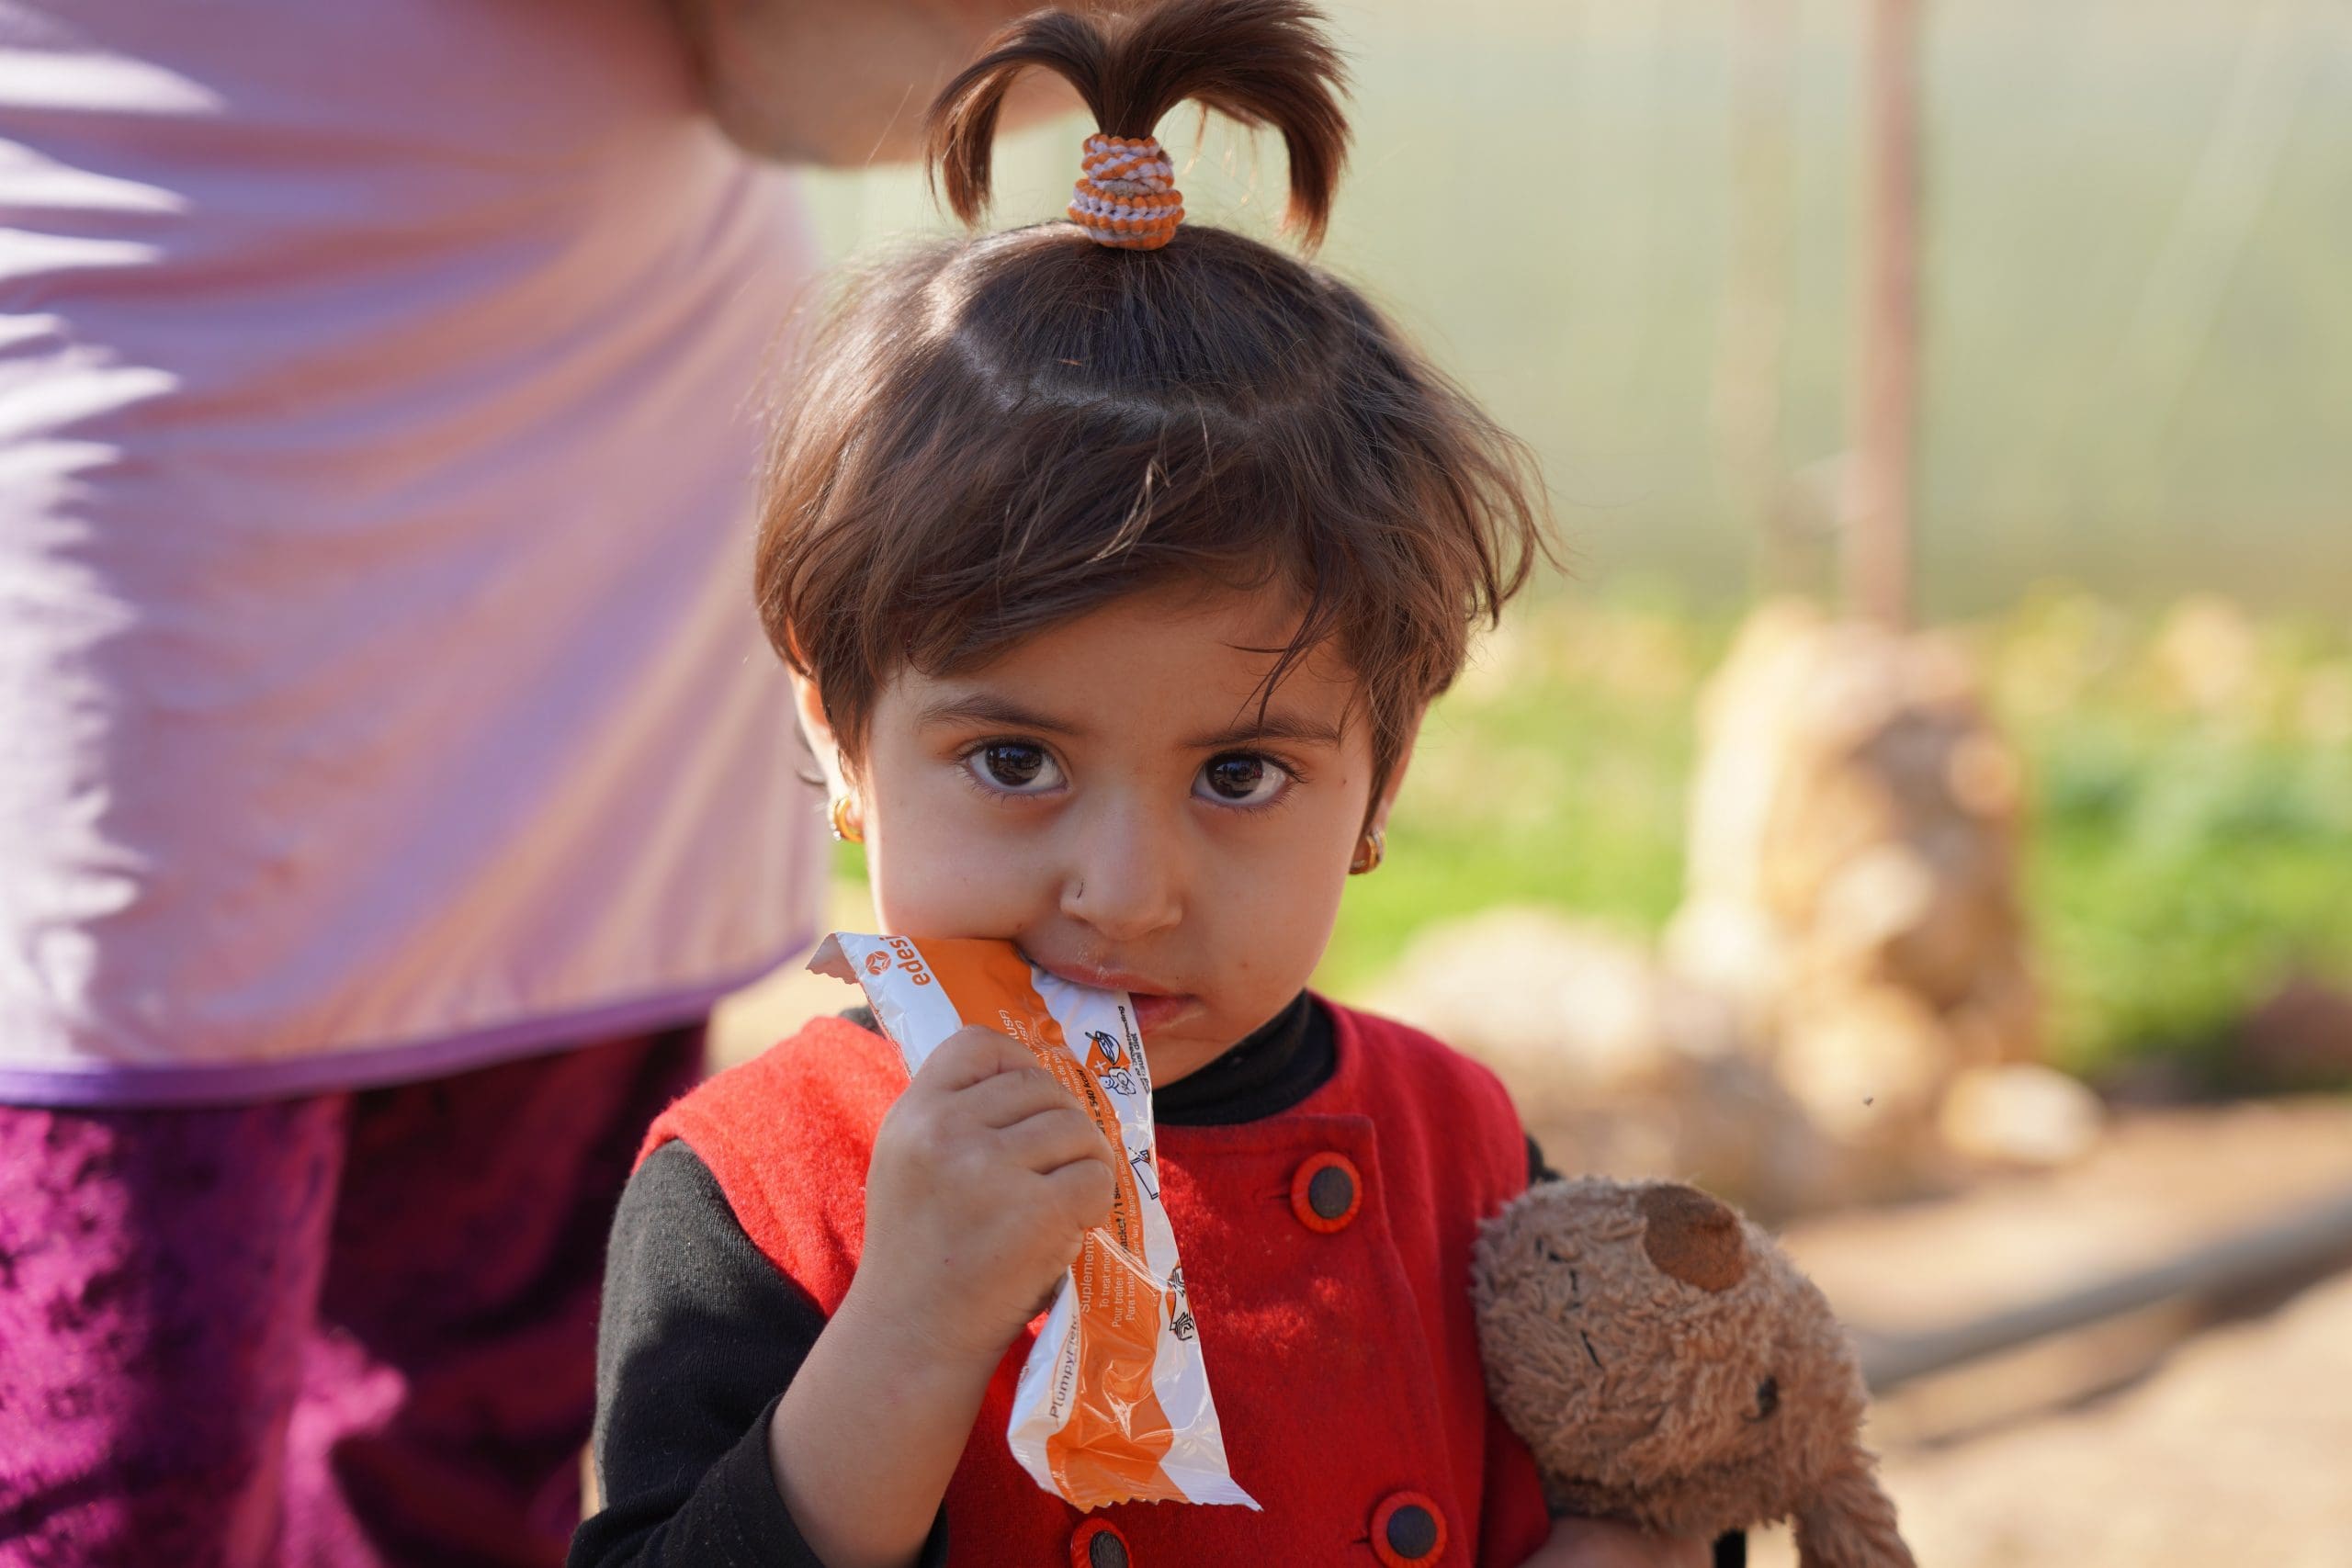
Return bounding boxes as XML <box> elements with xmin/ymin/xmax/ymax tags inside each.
<box><xmin>917</xmin><ymin>693</ymin><xmax>1087</xmax><ymax>737</ymax></box>
<box><xmin>918</xmin><ymin>692</ymin><xmax>1341</xmax><ymax>751</ymax></box>
<box><xmin>1181</xmin><ymin>713</ymin><xmax>1346</xmax><ymax>750</ymax></box>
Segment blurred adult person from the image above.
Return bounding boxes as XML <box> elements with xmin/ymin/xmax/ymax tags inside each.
<box><xmin>0</xmin><ymin>2</ymin><xmax>1060</xmax><ymax>1563</ymax></box>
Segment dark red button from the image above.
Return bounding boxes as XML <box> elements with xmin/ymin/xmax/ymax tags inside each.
<box><xmin>1291</xmin><ymin>1152</ymin><xmax>1362</xmax><ymax>1234</ymax></box>
<box><xmin>1371</xmin><ymin>1491</ymin><xmax>1447</xmax><ymax>1565</ymax></box>
<box><xmin>1070</xmin><ymin>1518</ymin><xmax>1130</xmax><ymax>1568</ymax></box>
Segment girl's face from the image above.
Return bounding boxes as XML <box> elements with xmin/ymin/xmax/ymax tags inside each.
<box><xmin>794</xmin><ymin>582</ymin><xmax>1410</xmax><ymax>1085</ymax></box>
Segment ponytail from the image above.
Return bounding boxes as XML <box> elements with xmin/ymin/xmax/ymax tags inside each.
<box><xmin>925</xmin><ymin>0</ymin><xmax>1350</xmax><ymax>247</ymax></box>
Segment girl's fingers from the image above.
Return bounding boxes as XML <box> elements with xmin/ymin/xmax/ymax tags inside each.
<box><xmin>958</xmin><ymin>1062</ymin><xmax>1082</xmax><ymax>1130</ymax></box>
<box><xmin>1039</xmin><ymin>1150</ymin><xmax>1118</xmax><ymax>1232</ymax></box>
<box><xmin>998</xmin><ymin>1104</ymin><xmax>1115</xmax><ymax>1178</ymax></box>
<box><xmin>915</xmin><ymin>1025</ymin><xmax>1041</xmax><ymax>1093</ymax></box>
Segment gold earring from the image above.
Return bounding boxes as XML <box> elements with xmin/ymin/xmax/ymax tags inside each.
<box><xmin>828</xmin><ymin>795</ymin><xmax>864</xmax><ymax>844</ymax></box>
<box><xmin>1348</xmin><ymin>826</ymin><xmax>1385</xmax><ymax>875</ymax></box>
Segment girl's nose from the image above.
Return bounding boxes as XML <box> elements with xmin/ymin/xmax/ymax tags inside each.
<box><xmin>1059</xmin><ymin>802</ymin><xmax>1183</xmax><ymax>943</ymax></box>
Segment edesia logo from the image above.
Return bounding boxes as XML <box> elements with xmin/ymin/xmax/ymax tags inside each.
<box><xmin>880</xmin><ymin>935</ymin><xmax>933</xmax><ymax>987</ymax></box>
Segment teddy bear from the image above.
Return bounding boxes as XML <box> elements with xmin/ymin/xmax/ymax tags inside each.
<box><xmin>1474</xmin><ymin>1177</ymin><xmax>1916</xmax><ymax>1568</ymax></box>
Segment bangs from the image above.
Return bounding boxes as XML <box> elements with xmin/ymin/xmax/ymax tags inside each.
<box><xmin>757</xmin><ymin>218</ymin><xmax>1545</xmax><ymax>807</ymax></box>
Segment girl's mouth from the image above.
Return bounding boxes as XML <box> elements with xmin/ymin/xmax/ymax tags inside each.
<box><xmin>1125</xmin><ymin>991</ymin><xmax>1200</xmax><ymax>1034</ymax></box>
<box><xmin>1023</xmin><ymin>951</ymin><xmax>1199</xmax><ymax>1035</ymax></box>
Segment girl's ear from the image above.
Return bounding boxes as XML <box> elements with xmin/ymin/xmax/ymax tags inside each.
<box><xmin>788</xmin><ymin>671</ymin><xmax>854</xmax><ymax>798</ymax></box>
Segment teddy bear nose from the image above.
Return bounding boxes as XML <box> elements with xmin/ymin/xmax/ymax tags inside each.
<box><xmin>1637</xmin><ymin>1184</ymin><xmax>1747</xmax><ymax>1292</ymax></box>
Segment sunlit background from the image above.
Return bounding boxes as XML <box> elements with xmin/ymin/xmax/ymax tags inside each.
<box><xmin>721</xmin><ymin>4</ymin><xmax>2352</xmax><ymax>1563</ymax></box>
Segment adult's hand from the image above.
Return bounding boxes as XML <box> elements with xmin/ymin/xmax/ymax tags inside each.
<box><xmin>667</xmin><ymin>0</ymin><xmax>1087</xmax><ymax>166</ymax></box>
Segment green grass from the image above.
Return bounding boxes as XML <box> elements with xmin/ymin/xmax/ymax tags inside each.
<box><xmin>2024</xmin><ymin>713</ymin><xmax>2352</xmax><ymax>1079</ymax></box>
<box><xmin>1319</xmin><ymin>588</ymin><xmax>2352</xmax><ymax>1079</ymax></box>
<box><xmin>1316</xmin><ymin>589</ymin><xmax>1723</xmax><ymax>993</ymax></box>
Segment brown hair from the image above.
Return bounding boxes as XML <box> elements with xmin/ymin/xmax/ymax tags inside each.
<box><xmin>754</xmin><ymin>0</ymin><xmax>1546</xmax><ymax>810</ymax></box>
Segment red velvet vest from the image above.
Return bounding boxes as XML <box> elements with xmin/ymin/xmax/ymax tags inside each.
<box><xmin>641</xmin><ymin>999</ymin><xmax>1554</xmax><ymax>1568</ymax></box>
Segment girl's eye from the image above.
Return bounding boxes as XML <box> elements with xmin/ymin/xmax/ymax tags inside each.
<box><xmin>967</xmin><ymin>742</ymin><xmax>1063</xmax><ymax>795</ymax></box>
<box><xmin>1194</xmin><ymin>751</ymin><xmax>1288</xmax><ymax>807</ymax></box>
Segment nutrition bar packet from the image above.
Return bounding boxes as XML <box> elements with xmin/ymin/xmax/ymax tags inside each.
<box><xmin>808</xmin><ymin>933</ymin><xmax>1257</xmax><ymax>1512</ymax></box>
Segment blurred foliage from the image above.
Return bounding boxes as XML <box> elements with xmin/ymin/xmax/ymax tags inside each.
<box><xmin>1317</xmin><ymin>584</ymin><xmax>2352</xmax><ymax>1079</ymax></box>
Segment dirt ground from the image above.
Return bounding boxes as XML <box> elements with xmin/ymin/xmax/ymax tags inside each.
<box><xmin>1755</xmin><ymin>1098</ymin><xmax>2352</xmax><ymax>1568</ymax></box>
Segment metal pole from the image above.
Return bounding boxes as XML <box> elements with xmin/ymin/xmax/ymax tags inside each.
<box><xmin>1856</xmin><ymin>1182</ymin><xmax>2352</xmax><ymax>1393</ymax></box>
<box><xmin>1715</xmin><ymin>0</ymin><xmax>1800</xmax><ymax>595</ymax></box>
<box><xmin>1848</xmin><ymin>0</ymin><xmax>1919</xmax><ymax>628</ymax></box>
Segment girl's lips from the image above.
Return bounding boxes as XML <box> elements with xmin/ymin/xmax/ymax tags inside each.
<box><xmin>1127</xmin><ymin>992</ymin><xmax>1199</xmax><ymax>1033</ymax></box>
<box><xmin>1021</xmin><ymin>951</ymin><xmax>1198</xmax><ymax>1032</ymax></box>
<box><xmin>1025</xmin><ymin>953</ymin><xmax>1169</xmax><ymax>997</ymax></box>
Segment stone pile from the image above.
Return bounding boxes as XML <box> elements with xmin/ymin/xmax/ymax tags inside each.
<box><xmin>1666</xmin><ymin>602</ymin><xmax>2092</xmax><ymax>1185</ymax></box>
<box><xmin>1374</xmin><ymin>602</ymin><xmax>2104</xmax><ymax>1217</ymax></box>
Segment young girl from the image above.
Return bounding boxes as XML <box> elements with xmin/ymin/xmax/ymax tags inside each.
<box><xmin>573</xmin><ymin>3</ymin><xmax>1716</xmax><ymax>1564</ymax></box>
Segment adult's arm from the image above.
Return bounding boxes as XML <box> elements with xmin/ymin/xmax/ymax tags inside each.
<box><xmin>665</xmin><ymin>0</ymin><xmax>1084</xmax><ymax>166</ymax></box>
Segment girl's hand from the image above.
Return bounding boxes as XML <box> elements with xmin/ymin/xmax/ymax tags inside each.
<box><xmin>770</xmin><ymin>1024</ymin><xmax>1114</xmax><ymax>1568</ymax></box>
<box><xmin>846</xmin><ymin>1024</ymin><xmax>1120</xmax><ymax>1371</ymax></box>
<box><xmin>1523</xmin><ymin>1515</ymin><xmax>1714</xmax><ymax>1568</ymax></box>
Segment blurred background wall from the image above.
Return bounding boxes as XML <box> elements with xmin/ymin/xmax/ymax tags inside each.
<box><xmin>796</xmin><ymin>0</ymin><xmax>2352</xmax><ymax>612</ymax></box>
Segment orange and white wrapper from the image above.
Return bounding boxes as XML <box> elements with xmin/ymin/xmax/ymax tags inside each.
<box><xmin>809</xmin><ymin>932</ymin><xmax>1258</xmax><ymax>1512</ymax></box>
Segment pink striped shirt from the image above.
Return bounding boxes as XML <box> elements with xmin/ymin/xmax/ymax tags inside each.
<box><xmin>0</xmin><ymin>0</ymin><xmax>826</xmax><ymax>1103</ymax></box>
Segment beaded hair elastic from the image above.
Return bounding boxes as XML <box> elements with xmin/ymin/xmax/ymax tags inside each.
<box><xmin>1067</xmin><ymin>133</ymin><xmax>1184</xmax><ymax>250</ymax></box>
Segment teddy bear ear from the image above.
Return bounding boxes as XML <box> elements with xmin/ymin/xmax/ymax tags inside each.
<box><xmin>1637</xmin><ymin>1184</ymin><xmax>1748</xmax><ymax>1292</ymax></box>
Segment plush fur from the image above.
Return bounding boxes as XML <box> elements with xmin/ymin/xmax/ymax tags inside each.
<box><xmin>1474</xmin><ymin>1178</ymin><xmax>1916</xmax><ymax>1568</ymax></box>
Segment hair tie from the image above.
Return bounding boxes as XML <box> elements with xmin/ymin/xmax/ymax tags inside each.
<box><xmin>1068</xmin><ymin>134</ymin><xmax>1183</xmax><ymax>250</ymax></box>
